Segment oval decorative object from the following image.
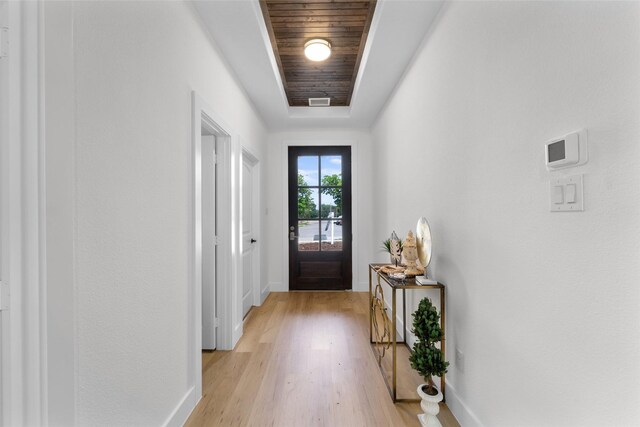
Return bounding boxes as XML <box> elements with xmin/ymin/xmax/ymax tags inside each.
<box><xmin>416</xmin><ymin>217</ymin><xmax>432</xmax><ymax>269</ymax></box>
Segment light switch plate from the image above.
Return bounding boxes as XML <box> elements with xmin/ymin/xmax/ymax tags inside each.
<box><xmin>553</xmin><ymin>185</ymin><xmax>564</xmax><ymax>204</ymax></box>
<box><xmin>550</xmin><ymin>174</ymin><xmax>584</xmax><ymax>212</ymax></box>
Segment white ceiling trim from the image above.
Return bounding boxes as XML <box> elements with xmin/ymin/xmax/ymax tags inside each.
<box><xmin>348</xmin><ymin>0</ymin><xmax>384</xmax><ymax>115</ymax></box>
<box><xmin>250</xmin><ymin>0</ymin><xmax>290</xmax><ymax>115</ymax></box>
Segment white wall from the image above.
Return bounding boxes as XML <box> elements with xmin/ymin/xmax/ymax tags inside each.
<box><xmin>266</xmin><ymin>129</ymin><xmax>374</xmax><ymax>292</ymax></box>
<box><xmin>44</xmin><ymin>3</ymin><xmax>76</xmax><ymax>425</ymax></box>
<box><xmin>43</xmin><ymin>1</ymin><xmax>267</xmax><ymax>425</ymax></box>
<box><xmin>372</xmin><ymin>2</ymin><xmax>640</xmax><ymax>426</ymax></box>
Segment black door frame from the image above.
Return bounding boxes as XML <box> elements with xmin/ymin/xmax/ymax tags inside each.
<box><xmin>288</xmin><ymin>146</ymin><xmax>352</xmax><ymax>290</ymax></box>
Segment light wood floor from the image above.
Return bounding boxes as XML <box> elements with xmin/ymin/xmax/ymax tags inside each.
<box><xmin>185</xmin><ymin>292</ymin><xmax>460</xmax><ymax>427</ymax></box>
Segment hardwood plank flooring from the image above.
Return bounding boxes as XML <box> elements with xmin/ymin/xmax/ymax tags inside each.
<box><xmin>185</xmin><ymin>292</ymin><xmax>460</xmax><ymax>427</ymax></box>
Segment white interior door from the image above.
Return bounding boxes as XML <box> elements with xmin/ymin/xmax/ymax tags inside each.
<box><xmin>201</xmin><ymin>135</ymin><xmax>217</xmax><ymax>350</ymax></box>
<box><xmin>241</xmin><ymin>155</ymin><xmax>255</xmax><ymax>318</ymax></box>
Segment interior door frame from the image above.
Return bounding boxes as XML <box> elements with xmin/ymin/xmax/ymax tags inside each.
<box><xmin>1</xmin><ymin>1</ymin><xmax>47</xmax><ymax>425</ymax></box>
<box><xmin>280</xmin><ymin>139</ymin><xmax>360</xmax><ymax>291</ymax></box>
<box><xmin>190</xmin><ymin>92</ymin><xmax>237</xmax><ymax>407</ymax></box>
<box><xmin>201</xmin><ymin>133</ymin><xmax>217</xmax><ymax>350</ymax></box>
<box><xmin>240</xmin><ymin>147</ymin><xmax>262</xmax><ymax>311</ymax></box>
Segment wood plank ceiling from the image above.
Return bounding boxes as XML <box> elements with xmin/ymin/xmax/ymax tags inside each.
<box><xmin>260</xmin><ymin>0</ymin><xmax>377</xmax><ymax>107</ymax></box>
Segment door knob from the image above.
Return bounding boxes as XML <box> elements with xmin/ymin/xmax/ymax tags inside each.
<box><xmin>251</xmin><ymin>238</ymin><xmax>257</xmax><ymax>243</ymax></box>
<box><xmin>289</xmin><ymin>231</ymin><xmax>298</xmax><ymax>241</ymax></box>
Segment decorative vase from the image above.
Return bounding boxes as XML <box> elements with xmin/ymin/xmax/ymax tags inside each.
<box><xmin>389</xmin><ymin>231</ymin><xmax>402</xmax><ymax>266</ymax></box>
<box><xmin>416</xmin><ymin>384</ymin><xmax>443</xmax><ymax>427</ymax></box>
<box><xmin>402</xmin><ymin>230</ymin><xmax>421</xmax><ymax>276</ymax></box>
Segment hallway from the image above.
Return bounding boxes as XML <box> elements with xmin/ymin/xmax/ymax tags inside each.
<box><xmin>2</xmin><ymin>1</ymin><xmax>638</xmax><ymax>425</ymax></box>
<box><xmin>185</xmin><ymin>292</ymin><xmax>459</xmax><ymax>427</ymax></box>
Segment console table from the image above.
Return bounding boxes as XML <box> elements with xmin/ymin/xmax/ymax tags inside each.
<box><xmin>368</xmin><ymin>263</ymin><xmax>446</xmax><ymax>403</ymax></box>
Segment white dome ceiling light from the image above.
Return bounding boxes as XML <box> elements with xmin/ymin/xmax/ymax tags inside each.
<box><xmin>304</xmin><ymin>39</ymin><xmax>331</xmax><ymax>62</ymax></box>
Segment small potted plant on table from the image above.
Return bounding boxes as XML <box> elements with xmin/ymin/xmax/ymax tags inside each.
<box><xmin>409</xmin><ymin>297</ymin><xmax>449</xmax><ymax>427</ymax></box>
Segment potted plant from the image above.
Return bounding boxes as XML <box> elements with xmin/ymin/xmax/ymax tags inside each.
<box><xmin>409</xmin><ymin>297</ymin><xmax>449</xmax><ymax>427</ymax></box>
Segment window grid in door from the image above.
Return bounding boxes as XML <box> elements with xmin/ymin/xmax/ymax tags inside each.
<box><xmin>297</xmin><ymin>155</ymin><xmax>343</xmax><ymax>252</ymax></box>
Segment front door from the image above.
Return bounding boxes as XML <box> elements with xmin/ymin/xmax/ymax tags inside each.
<box><xmin>288</xmin><ymin>146</ymin><xmax>352</xmax><ymax>290</ymax></box>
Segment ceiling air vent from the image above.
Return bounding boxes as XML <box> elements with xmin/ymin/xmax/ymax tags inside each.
<box><xmin>308</xmin><ymin>97</ymin><xmax>330</xmax><ymax>107</ymax></box>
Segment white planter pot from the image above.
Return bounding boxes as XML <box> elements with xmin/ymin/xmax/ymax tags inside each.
<box><xmin>416</xmin><ymin>384</ymin><xmax>443</xmax><ymax>427</ymax></box>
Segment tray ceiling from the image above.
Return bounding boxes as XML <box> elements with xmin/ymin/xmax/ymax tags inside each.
<box><xmin>259</xmin><ymin>0</ymin><xmax>377</xmax><ymax>107</ymax></box>
<box><xmin>191</xmin><ymin>0</ymin><xmax>445</xmax><ymax>129</ymax></box>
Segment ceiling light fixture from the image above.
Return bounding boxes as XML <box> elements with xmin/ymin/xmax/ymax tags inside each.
<box><xmin>304</xmin><ymin>39</ymin><xmax>331</xmax><ymax>62</ymax></box>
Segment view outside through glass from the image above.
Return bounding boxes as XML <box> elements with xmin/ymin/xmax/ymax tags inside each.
<box><xmin>297</xmin><ymin>155</ymin><xmax>342</xmax><ymax>251</ymax></box>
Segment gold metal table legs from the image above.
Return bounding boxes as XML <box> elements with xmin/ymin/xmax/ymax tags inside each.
<box><xmin>368</xmin><ymin>264</ymin><xmax>446</xmax><ymax>404</ymax></box>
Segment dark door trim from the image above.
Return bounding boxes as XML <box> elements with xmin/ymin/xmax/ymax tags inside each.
<box><xmin>288</xmin><ymin>146</ymin><xmax>352</xmax><ymax>290</ymax></box>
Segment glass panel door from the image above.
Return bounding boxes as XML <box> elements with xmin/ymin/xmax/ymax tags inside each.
<box><xmin>288</xmin><ymin>146</ymin><xmax>352</xmax><ymax>290</ymax></box>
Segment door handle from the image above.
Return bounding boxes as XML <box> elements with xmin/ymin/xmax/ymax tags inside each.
<box><xmin>289</xmin><ymin>231</ymin><xmax>298</xmax><ymax>241</ymax></box>
<box><xmin>250</xmin><ymin>238</ymin><xmax>257</xmax><ymax>243</ymax></box>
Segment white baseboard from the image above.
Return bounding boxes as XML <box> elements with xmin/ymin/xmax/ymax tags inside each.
<box><xmin>162</xmin><ymin>386</ymin><xmax>199</xmax><ymax>427</ymax></box>
<box><xmin>242</xmin><ymin>291</ymin><xmax>252</xmax><ymax>313</ymax></box>
<box><xmin>232</xmin><ymin>321</ymin><xmax>243</xmax><ymax>348</ymax></box>
<box><xmin>444</xmin><ymin>380</ymin><xmax>485</xmax><ymax>427</ymax></box>
<box><xmin>268</xmin><ymin>281</ymin><xmax>285</xmax><ymax>292</ymax></box>
<box><xmin>260</xmin><ymin>285</ymin><xmax>270</xmax><ymax>303</ymax></box>
<box><xmin>354</xmin><ymin>281</ymin><xmax>368</xmax><ymax>292</ymax></box>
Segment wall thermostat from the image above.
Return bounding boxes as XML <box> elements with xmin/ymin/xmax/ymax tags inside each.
<box><xmin>545</xmin><ymin>130</ymin><xmax>588</xmax><ymax>170</ymax></box>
